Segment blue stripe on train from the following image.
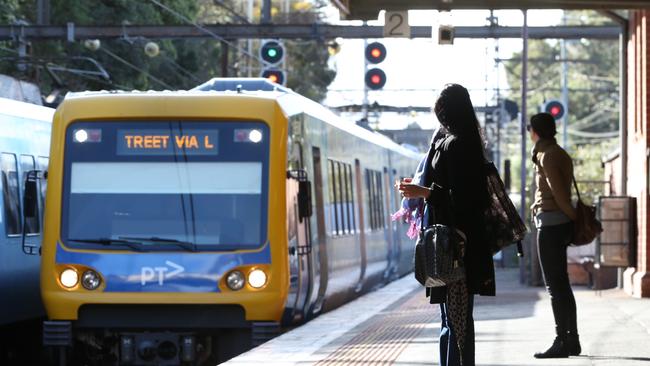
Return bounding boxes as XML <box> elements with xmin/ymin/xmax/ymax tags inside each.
<box><xmin>55</xmin><ymin>243</ymin><xmax>271</xmax><ymax>292</ymax></box>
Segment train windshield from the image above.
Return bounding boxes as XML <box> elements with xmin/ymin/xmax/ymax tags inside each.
<box><xmin>61</xmin><ymin>121</ymin><xmax>269</xmax><ymax>251</ymax></box>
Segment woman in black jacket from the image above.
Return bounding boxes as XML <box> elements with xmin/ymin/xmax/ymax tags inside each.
<box><xmin>399</xmin><ymin>84</ymin><xmax>494</xmax><ymax>366</ymax></box>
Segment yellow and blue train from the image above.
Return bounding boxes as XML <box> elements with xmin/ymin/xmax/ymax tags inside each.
<box><xmin>0</xmin><ymin>97</ymin><xmax>52</xmax><ymax>361</ymax></box>
<box><xmin>40</xmin><ymin>79</ymin><xmax>421</xmax><ymax>365</ymax></box>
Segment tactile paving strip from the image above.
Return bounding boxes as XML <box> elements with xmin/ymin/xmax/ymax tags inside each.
<box><xmin>313</xmin><ymin>288</ymin><xmax>436</xmax><ymax>365</ymax></box>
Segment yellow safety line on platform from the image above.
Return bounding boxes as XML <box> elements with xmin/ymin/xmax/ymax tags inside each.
<box><xmin>314</xmin><ymin>288</ymin><xmax>435</xmax><ymax>365</ymax></box>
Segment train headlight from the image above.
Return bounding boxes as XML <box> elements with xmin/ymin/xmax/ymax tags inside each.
<box><xmin>74</xmin><ymin>129</ymin><xmax>88</xmax><ymax>143</ymax></box>
<box><xmin>248</xmin><ymin>269</ymin><xmax>267</xmax><ymax>289</ymax></box>
<box><xmin>226</xmin><ymin>270</ymin><xmax>245</xmax><ymax>291</ymax></box>
<box><xmin>81</xmin><ymin>270</ymin><xmax>102</xmax><ymax>290</ymax></box>
<box><xmin>248</xmin><ymin>129</ymin><xmax>263</xmax><ymax>143</ymax></box>
<box><xmin>73</xmin><ymin>128</ymin><xmax>102</xmax><ymax>143</ymax></box>
<box><xmin>60</xmin><ymin>268</ymin><xmax>79</xmax><ymax>288</ymax></box>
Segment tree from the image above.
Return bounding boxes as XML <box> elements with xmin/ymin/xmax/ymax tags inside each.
<box><xmin>0</xmin><ymin>0</ymin><xmax>336</xmax><ymax>103</ymax></box>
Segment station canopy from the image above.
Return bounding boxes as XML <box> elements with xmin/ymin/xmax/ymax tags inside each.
<box><xmin>332</xmin><ymin>0</ymin><xmax>650</xmax><ymax>20</ymax></box>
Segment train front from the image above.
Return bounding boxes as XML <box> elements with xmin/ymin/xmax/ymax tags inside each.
<box><xmin>40</xmin><ymin>92</ymin><xmax>289</xmax><ymax>365</ymax></box>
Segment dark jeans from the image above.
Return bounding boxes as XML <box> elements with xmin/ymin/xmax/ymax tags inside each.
<box><xmin>439</xmin><ymin>296</ymin><xmax>475</xmax><ymax>366</ymax></box>
<box><xmin>537</xmin><ymin>222</ymin><xmax>578</xmax><ymax>336</ymax></box>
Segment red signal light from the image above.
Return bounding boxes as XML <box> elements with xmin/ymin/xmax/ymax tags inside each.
<box><xmin>550</xmin><ymin>106</ymin><xmax>560</xmax><ymax>116</ymax></box>
<box><xmin>260</xmin><ymin>69</ymin><xmax>285</xmax><ymax>85</ymax></box>
<box><xmin>365</xmin><ymin>42</ymin><xmax>387</xmax><ymax>64</ymax></box>
<box><xmin>544</xmin><ymin>100</ymin><xmax>565</xmax><ymax>120</ymax></box>
<box><xmin>365</xmin><ymin>68</ymin><xmax>386</xmax><ymax>90</ymax></box>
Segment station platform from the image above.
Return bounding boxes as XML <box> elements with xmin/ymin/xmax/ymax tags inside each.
<box><xmin>223</xmin><ymin>268</ymin><xmax>650</xmax><ymax>366</ymax></box>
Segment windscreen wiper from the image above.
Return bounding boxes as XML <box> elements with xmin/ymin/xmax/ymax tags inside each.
<box><xmin>67</xmin><ymin>238</ymin><xmax>146</xmax><ymax>252</ymax></box>
<box><xmin>118</xmin><ymin>236</ymin><xmax>197</xmax><ymax>252</ymax></box>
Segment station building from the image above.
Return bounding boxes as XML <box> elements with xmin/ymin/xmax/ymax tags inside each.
<box><xmin>619</xmin><ymin>9</ymin><xmax>650</xmax><ymax>298</ymax></box>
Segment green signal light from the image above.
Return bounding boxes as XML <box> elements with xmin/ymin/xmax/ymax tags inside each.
<box><xmin>267</xmin><ymin>49</ymin><xmax>278</xmax><ymax>57</ymax></box>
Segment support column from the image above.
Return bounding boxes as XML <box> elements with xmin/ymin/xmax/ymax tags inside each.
<box><xmin>625</xmin><ymin>10</ymin><xmax>650</xmax><ymax>298</ymax></box>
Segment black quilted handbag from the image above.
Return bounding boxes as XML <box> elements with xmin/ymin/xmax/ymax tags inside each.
<box><xmin>414</xmin><ymin>220</ymin><xmax>466</xmax><ymax>288</ymax></box>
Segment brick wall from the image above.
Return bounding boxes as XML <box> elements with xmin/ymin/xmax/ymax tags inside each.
<box><xmin>624</xmin><ymin>10</ymin><xmax>650</xmax><ymax>297</ymax></box>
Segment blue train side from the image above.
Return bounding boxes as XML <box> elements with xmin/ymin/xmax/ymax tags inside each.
<box><xmin>0</xmin><ymin>97</ymin><xmax>53</xmax><ymax>327</ymax></box>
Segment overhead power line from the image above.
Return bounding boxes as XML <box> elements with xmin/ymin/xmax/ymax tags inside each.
<box><xmin>147</xmin><ymin>0</ymin><xmax>266</xmax><ymax>65</ymax></box>
<box><xmin>567</xmin><ymin>129</ymin><xmax>619</xmax><ymax>138</ymax></box>
<box><xmin>100</xmin><ymin>47</ymin><xmax>174</xmax><ymax>89</ymax></box>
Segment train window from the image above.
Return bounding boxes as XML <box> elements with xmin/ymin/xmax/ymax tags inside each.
<box><xmin>344</xmin><ymin>164</ymin><xmax>356</xmax><ymax>233</ymax></box>
<box><xmin>328</xmin><ymin>159</ymin><xmax>355</xmax><ymax>236</ymax></box>
<box><xmin>365</xmin><ymin>169</ymin><xmax>385</xmax><ymax>231</ymax></box>
<box><xmin>20</xmin><ymin>155</ymin><xmax>40</xmax><ymax>234</ymax></box>
<box><xmin>1</xmin><ymin>153</ymin><xmax>21</xmax><ymax>236</ymax></box>
<box><xmin>337</xmin><ymin>162</ymin><xmax>347</xmax><ymax>234</ymax></box>
<box><xmin>38</xmin><ymin>157</ymin><xmax>49</xmax><ymax>209</ymax></box>
<box><xmin>328</xmin><ymin>160</ymin><xmax>339</xmax><ymax>235</ymax></box>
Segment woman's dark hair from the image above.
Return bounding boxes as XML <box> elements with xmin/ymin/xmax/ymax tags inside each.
<box><xmin>434</xmin><ymin>84</ymin><xmax>484</xmax><ymax>158</ymax></box>
<box><xmin>530</xmin><ymin>112</ymin><xmax>557</xmax><ymax>139</ymax></box>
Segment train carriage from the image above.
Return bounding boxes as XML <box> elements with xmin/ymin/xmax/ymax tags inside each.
<box><xmin>0</xmin><ymin>97</ymin><xmax>53</xmax><ymax>361</ymax></box>
<box><xmin>40</xmin><ymin>79</ymin><xmax>420</xmax><ymax>365</ymax></box>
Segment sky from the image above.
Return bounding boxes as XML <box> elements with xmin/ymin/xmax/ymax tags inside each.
<box><xmin>323</xmin><ymin>9</ymin><xmax>565</xmax><ymax>130</ymax></box>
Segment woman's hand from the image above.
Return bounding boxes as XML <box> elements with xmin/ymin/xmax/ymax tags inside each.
<box><xmin>397</xmin><ymin>182</ymin><xmax>431</xmax><ymax>199</ymax></box>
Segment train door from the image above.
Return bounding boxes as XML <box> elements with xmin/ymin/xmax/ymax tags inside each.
<box><xmin>310</xmin><ymin>147</ymin><xmax>328</xmax><ymax>315</ymax></box>
<box><xmin>390</xmin><ymin>168</ymin><xmax>402</xmax><ymax>269</ymax></box>
<box><xmin>382</xmin><ymin>167</ymin><xmax>395</xmax><ymax>279</ymax></box>
<box><xmin>286</xmin><ymin>168</ymin><xmax>312</xmax><ymax>322</ymax></box>
<box><xmin>353</xmin><ymin>159</ymin><xmax>367</xmax><ymax>292</ymax></box>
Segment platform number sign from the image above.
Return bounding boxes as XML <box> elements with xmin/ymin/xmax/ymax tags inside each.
<box><xmin>384</xmin><ymin>11</ymin><xmax>410</xmax><ymax>38</ymax></box>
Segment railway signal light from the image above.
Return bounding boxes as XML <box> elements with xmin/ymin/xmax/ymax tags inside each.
<box><xmin>365</xmin><ymin>68</ymin><xmax>386</xmax><ymax>90</ymax></box>
<box><xmin>544</xmin><ymin>100</ymin><xmax>565</xmax><ymax>120</ymax></box>
<box><xmin>365</xmin><ymin>42</ymin><xmax>386</xmax><ymax>64</ymax></box>
<box><xmin>261</xmin><ymin>69</ymin><xmax>285</xmax><ymax>85</ymax></box>
<box><xmin>260</xmin><ymin>40</ymin><xmax>284</xmax><ymax>65</ymax></box>
<box><xmin>260</xmin><ymin>40</ymin><xmax>286</xmax><ymax>85</ymax></box>
<box><xmin>364</xmin><ymin>42</ymin><xmax>387</xmax><ymax>90</ymax></box>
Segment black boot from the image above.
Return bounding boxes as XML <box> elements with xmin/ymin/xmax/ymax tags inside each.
<box><xmin>534</xmin><ymin>336</ymin><xmax>569</xmax><ymax>359</ymax></box>
<box><xmin>566</xmin><ymin>332</ymin><xmax>581</xmax><ymax>356</ymax></box>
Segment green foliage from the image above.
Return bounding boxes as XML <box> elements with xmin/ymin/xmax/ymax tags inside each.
<box><xmin>0</xmin><ymin>0</ymin><xmax>335</xmax><ymax>102</ymax></box>
<box><xmin>0</xmin><ymin>0</ymin><xmax>26</xmax><ymax>24</ymax></box>
<box><xmin>286</xmin><ymin>40</ymin><xmax>336</xmax><ymax>101</ymax></box>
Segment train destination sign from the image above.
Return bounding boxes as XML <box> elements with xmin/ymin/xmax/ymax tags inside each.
<box><xmin>117</xmin><ymin>129</ymin><xmax>219</xmax><ymax>155</ymax></box>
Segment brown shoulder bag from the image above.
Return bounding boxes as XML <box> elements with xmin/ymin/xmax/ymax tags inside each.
<box><xmin>571</xmin><ymin>177</ymin><xmax>603</xmax><ymax>246</ymax></box>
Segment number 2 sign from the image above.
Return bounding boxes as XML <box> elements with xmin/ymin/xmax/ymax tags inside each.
<box><xmin>384</xmin><ymin>11</ymin><xmax>410</xmax><ymax>38</ymax></box>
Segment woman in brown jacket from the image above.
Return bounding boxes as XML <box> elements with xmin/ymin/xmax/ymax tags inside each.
<box><xmin>528</xmin><ymin>112</ymin><xmax>581</xmax><ymax>358</ymax></box>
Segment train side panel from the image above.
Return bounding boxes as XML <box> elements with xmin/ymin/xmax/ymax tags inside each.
<box><xmin>0</xmin><ymin>98</ymin><xmax>52</xmax><ymax>326</ymax></box>
<box><xmin>278</xmin><ymin>93</ymin><xmax>419</xmax><ymax>315</ymax></box>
